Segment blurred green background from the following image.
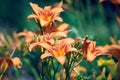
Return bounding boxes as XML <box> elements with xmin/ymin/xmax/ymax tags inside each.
<box><xmin>0</xmin><ymin>0</ymin><xmax>120</xmax><ymax>45</ymax></box>
<box><xmin>0</xmin><ymin>0</ymin><xmax>120</xmax><ymax>80</ymax></box>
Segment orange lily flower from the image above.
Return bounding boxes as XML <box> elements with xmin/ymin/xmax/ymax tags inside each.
<box><xmin>29</xmin><ymin>38</ymin><xmax>77</xmax><ymax>65</ymax></box>
<box><xmin>86</xmin><ymin>41</ymin><xmax>110</xmax><ymax>62</ymax></box>
<box><xmin>82</xmin><ymin>39</ymin><xmax>109</xmax><ymax>62</ymax></box>
<box><xmin>41</xmin><ymin>38</ymin><xmax>77</xmax><ymax>65</ymax></box>
<box><xmin>17</xmin><ymin>29</ymin><xmax>34</xmax><ymax>44</ymax></box>
<box><xmin>28</xmin><ymin>2</ymin><xmax>64</xmax><ymax>27</ymax></box>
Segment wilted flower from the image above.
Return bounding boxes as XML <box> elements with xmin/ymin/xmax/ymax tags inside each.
<box><xmin>28</xmin><ymin>1</ymin><xmax>64</xmax><ymax>27</ymax></box>
<box><xmin>0</xmin><ymin>57</ymin><xmax>22</xmax><ymax>76</ymax></box>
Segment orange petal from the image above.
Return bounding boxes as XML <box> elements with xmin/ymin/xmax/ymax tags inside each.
<box><xmin>57</xmin><ymin>1</ymin><xmax>63</xmax><ymax>8</ymax></box>
<box><xmin>40</xmin><ymin>18</ymin><xmax>49</xmax><ymax>27</ymax></box>
<box><xmin>86</xmin><ymin>52</ymin><xmax>96</xmax><ymax>62</ymax></box>
<box><xmin>107</xmin><ymin>45</ymin><xmax>120</xmax><ymax>60</ymax></box>
<box><xmin>50</xmin><ymin>7</ymin><xmax>64</xmax><ymax>14</ymax></box>
<box><xmin>63</xmin><ymin>38</ymin><xmax>75</xmax><ymax>44</ymax></box>
<box><xmin>41</xmin><ymin>53</ymin><xmax>53</xmax><ymax>60</ymax></box>
<box><xmin>29</xmin><ymin>42</ymin><xmax>51</xmax><ymax>52</ymax></box>
<box><xmin>55</xmin><ymin>56</ymin><xmax>66</xmax><ymax>65</ymax></box>
<box><xmin>44</xmin><ymin>6</ymin><xmax>52</xmax><ymax>11</ymax></box>
<box><xmin>27</xmin><ymin>14</ymin><xmax>38</xmax><ymax>19</ymax></box>
<box><xmin>48</xmin><ymin>39</ymin><xmax>55</xmax><ymax>45</ymax></box>
<box><xmin>54</xmin><ymin>17</ymin><xmax>63</xmax><ymax>22</ymax></box>
<box><xmin>11</xmin><ymin>57</ymin><xmax>22</xmax><ymax>68</ymax></box>
<box><xmin>67</xmin><ymin>47</ymin><xmax>77</xmax><ymax>53</ymax></box>
<box><xmin>53</xmin><ymin>32</ymin><xmax>67</xmax><ymax>37</ymax></box>
<box><xmin>29</xmin><ymin>3</ymin><xmax>43</xmax><ymax>15</ymax></box>
<box><xmin>17</xmin><ymin>32</ymin><xmax>27</xmax><ymax>37</ymax></box>
<box><xmin>57</xmin><ymin>23</ymin><xmax>69</xmax><ymax>31</ymax></box>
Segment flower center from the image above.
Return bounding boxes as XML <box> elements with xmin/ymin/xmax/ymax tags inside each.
<box><xmin>53</xmin><ymin>49</ymin><xmax>65</xmax><ymax>57</ymax></box>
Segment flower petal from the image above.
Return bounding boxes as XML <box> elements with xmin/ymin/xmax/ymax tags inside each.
<box><xmin>27</xmin><ymin>14</ymin><xmax>38</xmax><ymax>19</ymax></box>
<box><xmin>41</xmin><ymin>53</ymin><xmax>53</xmax><ymax>60</ymax></box>
<box><xmin>44</xmin><ymin>6</ymin><xmax>52</xmax><ymax>11</ymax></box>
<box><xmin>40</xmin><ymin>18</ymin><xmax>49</xmax><ymax>27</ymax></box>
<box><xmin>29</xmin><ymin>3</ymin><xmax>43</xmax><ymax>15</ymax></box>
<box><xmin>11</xmin><ymin>57</ymin><xmax>22</xmax><ymax>68</ymax></box>
<box><xmin>57</xmin><ymin>23</ymin><xmax>69</xmax><ymax>31</ymax></box>
<box><xmin>55</xmin><ymin>56</ymin><xmax>66</xmax><ymax>65</ymax></box>
<box><xmin>67</xmin><ymin>47</ymin><xmax>77</xmax><ymax>53</ymax></box>
<box><xmin>53</xmin><ymin>32</ymin><xmax>67</xmax><ymax>38</ymax></box>
<box><xmin>107</xmin><ymin>45</ymin><xmax>120</xmax><ymax>60</ymax></box>
<box><xmin>29</xmin><ymin>42</ymin><xmax>51</xmax><ymax>52</ymax></box>
<box><xmin>54</xmin><ymin>17</ymin><xmax>63</xmax><ymax>22</ymax></box>
<box><xmin>86</xmin><ymin>52</ymin><xmax>96</xmax><ymax>62</ymax></box>
<box><xmin>57</xmin><ymin>1</ymin><xmax>63</xmax><ymax>8</ymax></box>
<box><xmin>50</xmin><ymin>8</ymin><xmax>64</xmax><ymax>14</ymax></box>
<box><xmin>63</xmin><ymin>38</ymin><xmax>75</xmax><ymax>44</ymax></box>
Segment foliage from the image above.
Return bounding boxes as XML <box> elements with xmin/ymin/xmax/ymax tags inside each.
<box><xmin>0</xmin><ymin>0</ymin><xmax>120</xmax><ymax>80</ymax></box>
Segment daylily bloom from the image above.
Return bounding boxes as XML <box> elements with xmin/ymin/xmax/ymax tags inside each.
<box><xmin>28</xmin><ymin>2</ymin><xmax>64</xmax><ymax>27</ymax></box>
<box><xmin>17</xmin><ymin>29</ymin><xmax>34</xmax><ymax>44</ymax></box>
<box><xmin>29</xmin><ymin>38</ymin><xmax>77</xmax><ymax>65</ymax></box>
<box><xmin>81</xmin><ymin>39</ymin><xmax>110</xmax><ymax>62</ymax></box>
<box><xmin>41</xmin><ymin>39</ymin><xmax>77</xmax><ymax>65</ymax></box>
<box><xmin>107</xmin><ymin>45</ymin><xmax>120</xmax><ymax>60</ymax></box>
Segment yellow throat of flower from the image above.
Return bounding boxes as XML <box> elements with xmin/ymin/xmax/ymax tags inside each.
<box><xmin>53</xmin><ymin>49</ymin><xmax>65</xmax><ymax>57</ymax></box>
<box><xmin>40</xmin><ymin>15</ymin><xmax>51</xmax><ymax>27</ymax></box>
